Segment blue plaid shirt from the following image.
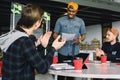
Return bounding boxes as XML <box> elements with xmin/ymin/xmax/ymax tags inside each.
<box><xmin>54</xmin><ymin>15</ymin><xmax>86</xmax><ymax>56</ymax></box>
<box><xmin>2</xmin><ymin>36</ymin><xmax>54</xmax><ymax>80</ymax></box>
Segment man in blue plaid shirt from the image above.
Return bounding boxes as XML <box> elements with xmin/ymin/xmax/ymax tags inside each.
<box><xmin>0</xmin><ymin>3</ymin><xmax>66</xmax><ymax>80</ymax></box>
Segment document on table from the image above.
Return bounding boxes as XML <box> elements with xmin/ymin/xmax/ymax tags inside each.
<box><xmin>62</xmin><ymin>33</ymin><xmax>75</xmax><ymax>41</ymax></box>
<box><xmin>50</xmin><ymin>63</ymin><xmax>74</xmax><ymax>70</ymax></box>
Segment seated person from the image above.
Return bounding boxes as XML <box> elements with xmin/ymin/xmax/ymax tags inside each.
<box><xmin>94</xmin><ymin>28</ymin><xmax>120</xmax><ymax>80</ymax></box>
<box><xmin>96</xmin><ymin>28</ymin><xmax>120</xmax><ymax>63</ymax></box>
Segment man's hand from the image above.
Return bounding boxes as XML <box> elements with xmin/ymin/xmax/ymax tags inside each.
<box><xmin>73</xmin><ymin>38</ymin><xmax>81</xmax><ymax>44</ymax></box>
<box><xmin>95</xmin><ymin>48</ymin><xmax>105</xmax><ymax>57</ymax></box>
<box><xmin>36</xmin><ymin>31</ymin><xmax>52</xmax><ymax>48</ymax></box>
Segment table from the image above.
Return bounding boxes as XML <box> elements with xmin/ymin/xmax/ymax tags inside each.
<box><xmin>49</xmin><ymin>62</ymin><xmax>120</xmax><ymax>80</ymax></box>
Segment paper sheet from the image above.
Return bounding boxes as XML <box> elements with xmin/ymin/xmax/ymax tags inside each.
<box><xmin>62</xmin><ymin>33</ymin><xmax>75</xmax><ymax>41</ymax></box>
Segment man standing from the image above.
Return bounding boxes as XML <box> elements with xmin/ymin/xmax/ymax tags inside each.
<box><xmin>53</xmin><ymin>2</ymin><xmax>86</xmax><ymax>80</ymax></box>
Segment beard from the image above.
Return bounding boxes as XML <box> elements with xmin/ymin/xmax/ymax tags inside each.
<box><xmin>68</xmin><ymin>14</ymin><xmax>75</xmax><ymax>19</ymax></box>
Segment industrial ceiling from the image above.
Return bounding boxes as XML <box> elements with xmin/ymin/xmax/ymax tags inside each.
<box><xmin>1</xmin><ymin>0</ymin><xmax>120</xmax><ymax>34</ymax></box>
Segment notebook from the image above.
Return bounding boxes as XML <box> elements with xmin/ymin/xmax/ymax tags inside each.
<box><xmin>50</xmin><ymin>63</ymin><xmax>74</xmax><ymax>70</ymax></box>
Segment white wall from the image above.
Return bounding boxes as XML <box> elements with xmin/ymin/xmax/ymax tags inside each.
<box><xmin>85</xmin><ymin>24</ymin><xmax>102</xmax><ymax>44</ymax></box>
<box><xmin>112</xmin><ymin>21</ymin><xmax>120</xmax><ymax>41</ymax></box>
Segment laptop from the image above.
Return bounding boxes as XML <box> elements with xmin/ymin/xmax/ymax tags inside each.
<box><xmin>50</xmin><ymin>53</ymin><xmax>89</xmax><ymax>70</ymax></box>
<box><xmin>75</xmin><ymin>53</ymin><xmax>89</xmax><ymax>69</ymax></box>
<box><xmin>63</xmin><ymin>53</ymin><xmax>89</xmax><ymax>69</ymax></box>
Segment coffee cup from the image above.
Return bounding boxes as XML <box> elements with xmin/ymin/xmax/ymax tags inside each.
<box><xmin>52</xmin><ymin>57</ymin><xmax>58</xmax><ymax>64</ymax></box>
<box><xmin>101</xmin><ymin>55</ymin><xmax>107</xmax><ymax>63</ymax></box>
<box><xmin>73</xmin><ymin>58</ymin><xmax>83</xmax><ymax>70</ymax></box>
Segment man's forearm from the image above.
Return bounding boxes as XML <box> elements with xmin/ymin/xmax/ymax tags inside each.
<box><xmin>80</xmin><ymin>34</ymin><xmax>86</xmax><ymax>41</ymax></box>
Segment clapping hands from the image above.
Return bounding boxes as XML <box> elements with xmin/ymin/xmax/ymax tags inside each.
<box><xmin>95</xmin><ymin>48</ymin><xmax>105</xmax><ymax>57</ymax></box>
<box><xmin>35</xmin><ymin>31</ymin><xmax>52</xmax><ymax>48</ymax></box>
<box><xmin>52</xmin><ymin>35</ymin><xmax>66</xmax><ymax>50</ymax></box>
<box><xmin>36</xmin><ymin>31</ymin><xmax>66</xmax><ymax>50</ymax></box>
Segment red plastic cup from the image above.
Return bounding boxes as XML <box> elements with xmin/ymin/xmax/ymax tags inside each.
<box><xmin>52</xmin><ymin>57</ymin><xmax>58</xmax><ymax>64</ymax></box>
<box><xmin>0</xmin><ymin>61</ymin><xmax>2</xmax><ymax>67</ymax></box>
<box><xmin>101</xmin><ymin>56</ymin><xmax>107</xmax><ymax>63</ymax></box>
<box><xmin>0</xmin><ymin>61</ymin><xmax>2</xmax><ymax>76</ymax></box>
<box><xmin>73</xmin><ymin>59</ymin><xmax>83</xmax><ymax>70</ymax></box>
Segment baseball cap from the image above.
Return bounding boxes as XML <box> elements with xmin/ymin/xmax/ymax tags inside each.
<box><xmin>110</xmin><ymin>28</ymin><xmax>119</xmax><ymax>37</ymax></box>
<box><xmin>67</xmin><ymin>2</ymin><xmax>78</xmax><ymax>10</ymax></box>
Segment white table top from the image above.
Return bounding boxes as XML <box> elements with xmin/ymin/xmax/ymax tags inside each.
<box><xmin>49</xmin><ymin>62</ymin><xmax>120</xmax><ymax>79</ymax></box>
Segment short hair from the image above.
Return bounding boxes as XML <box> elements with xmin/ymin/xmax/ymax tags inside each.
<box><xmin>107</xmin><ymin>28</ymin><xmax>119</xmax><ymax>41</ymax></box>
<box><xmin>17</xmin><ymin>3</ymin><xmax>44</xmax><ymax>28</ymax></box>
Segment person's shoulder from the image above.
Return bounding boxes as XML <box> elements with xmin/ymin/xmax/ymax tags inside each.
<box><xmin>17</xmin><ymin>36</ymin><xmax>30</xmax><ymax>42</ymax></box>
<box><xmin>75</xmin><ymin>16</ymin><xmax>84</xmax><ymax>21</ymax></box>
<box><xmin>58</xmin><ymin>15</ymin><xmax>67</xmax><ymax>20</ymax></box>
<box><xmin>10</xmin><ymin>36</ymin><xmax>30</xmax><ymax>48</ymax></box>
<box><xmin>103</xmin><ymin>42</ymin><xmax>110</xmax><ymax>45</ymax></box>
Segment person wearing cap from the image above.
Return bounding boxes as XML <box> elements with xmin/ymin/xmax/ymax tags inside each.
<box><xmin>96</xmin><ymin>28</ymin><xmax>120</xmax><ymax>62</ymax></box>
<box><xmin>53</xmin><ymin>1</ymin><xmax>86</xmax><ymax>80</ymax></box>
